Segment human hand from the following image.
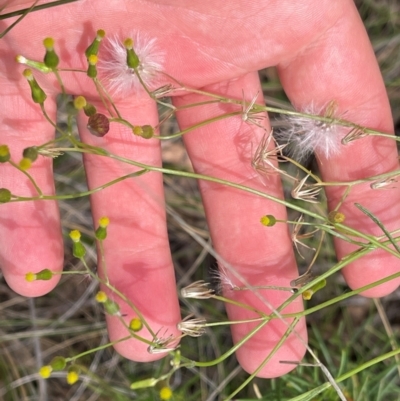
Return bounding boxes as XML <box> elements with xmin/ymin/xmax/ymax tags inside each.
<box><xmin>0</xmin><ymin>0</ymin><xmax>398</xmax><ymax>379</ymax></box>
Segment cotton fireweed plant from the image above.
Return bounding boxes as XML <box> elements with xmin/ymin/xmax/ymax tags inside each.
<box><xmin>1</xmin><ymin>27</ymin><xmax>399</xmax><ymax>401</ymax></box>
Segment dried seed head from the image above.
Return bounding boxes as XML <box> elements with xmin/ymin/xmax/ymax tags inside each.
<box><xmin>181</xmin><ymin>280</ymin><xmax>215</xmax><ymax>299</ymax></box>
<box><xmin>276</xmin><ymin>102</ymin><xmax>344</xmax><ymax>161</ymax></box>
<box><xmin>87</xmin><ymin>113</ymin><xmax>110</xmax><ymax>137</ymax></box>
<box><xmin>177</xmin><ymin>315</ymin><xmax>207</xmax><ymax>337</ymax></box>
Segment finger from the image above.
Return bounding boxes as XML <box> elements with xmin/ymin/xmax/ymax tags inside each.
<box><xmin>174</xmin><ymin>72</ymin><xmax>306</xmax><ymax>378</ymax></box>
<box><xmin>0</xmin><ymin>80</ymin><xmax>63</xmax><ymax>296</ymax></box>
<box><xmin>76</xmin><ymin>96</ymin><xmax>181</xmax><ymax>362</ymax></box>
<box><xmin>277</xmin><ymin>1</ymin><xmax>400</xmax><ymax>296</ymax></box>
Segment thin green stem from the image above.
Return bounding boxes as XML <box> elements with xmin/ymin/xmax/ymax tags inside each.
<box><xmin>212</xmin><ymin>294</ymin><xmax>267</xmax><ymax>317</ymax></box>
<box><xmin>12</xmin><ymin>170</ymin><xmax>148</xmax><ymax>202</ymax></box>
<box><xmin>155</xmin><ymin>111</ymin><xmax>241</xmax><ymax>140</ymax></box>
<box><xmin>79</xmin><ymin>257</ymin><xmax>156</xmax><ymax>338</ymax></box>
<box><xmin>53</xmin><ymin>70</ymin><xmax>65</xmax><ymax>94</ymax></box>
<box><xmin>0</xmin><ymin>0</ymin><xmax>39</xmax><ymax>38</ymax></box>
<box><xmin>225</xmin><ymin>318</ymin><xmax>300</xmax><ymax>401</ymax></box>
<box><xmin>0</xmin><ymin>0</ymin><xmax>79</xmax><ymax>21</ymax></box>
<box><xmin>8</xmin><ymin>160</ymin><xmax>43</xmax><ymax>197</ymax></box>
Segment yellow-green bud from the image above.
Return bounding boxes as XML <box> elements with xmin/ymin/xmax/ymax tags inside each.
<box><xmin>260</xmin><ymin>214</ymin><xmax>277</xmax><ymax>227</ymax></box>
<box><xmin>73</xmin><ymin>96</ymin><xmax>87</xmax><ymax>110</ymax></box>
<box><xmin>95</xmin><ymin>291</ymin><xmax>108</xmax><ymax>303</ymax></box>
<box><xmin>124</xmin><ymin>38</ymin><xmax>140</xmax><ymax>69</ymax></box>
<box><xmin>0</xmin><ymin>188</ymin><xmax>12</xmax><ymax>203</ymax></box>
<box><xmin>85</xmin><ymin>29</ymin><xmax>106</xmax><ymax>58</ymax></box>
<box><xmin>129</xmin><ymin>317</ymin><xmax>143</xmax><ymax>332</ymax></box>
<box><xmin>39</xmin><ymin>365</ymin><xmax>52</xmax><ymax>379</ymax></box>
<box><xmin>302</xmin><ymin>279</ymin><xmax>327</xmax><ymax>301</ymax></box>
<box><xmin>87</xmin><ymin>54</ymin><xmax>98</xmax><ymax>78</ymax></box>
<box><xmin>23</xmin><ymin>147</ymin><xmax>38</xmax><ymax>162</ymax></box>
<box><xmin>19</xmin><ymin>157</ymin><xmax>32</xmax><ymax>170</ymax></box>
<box><xmin>0</xmin><ymin>145</ymin><xmax>10</xmax><ymax>163</ymax></box>
<box><xmin>95</xmin><ymin>216</ymin><xmax>109</xmax><ymax>240</ymax></box>
<box><xmin>25</xmin><ymin>272</ymin><xmax>36</xmax><ymax>282</ymax></box>
<box><xmin>43</xmin><ymin>37</ymin><xmax>59</xmax><ymax>69</ymax></box>
<box><xmin>69</xmin><ymin>230</ymin><xmax>81</xmax><ymax>242</ymax></box>
<box><xmin>159</xmin><ymin>386</ymin><xmax>173</xmax><ymax>401</ymax></box>
<box><xmin>66</xmin><ymin>368</ymin><xmax>79</xmax><ymax>385</ymax></box>
<box><xmin>23</xmin><ymin>69</ymin><xmax>47</xmax><ymax>104</ymax></box>
<box><xmin>99</xmin><ymin>216</ymin><xmax>109</xmax><ymax>227</ymax></box>
<box><xmin>43</xmin><ymin>37</ymin><xmax>54</xmax><ymax>49</ymax></box>
<box><xmin>328</xmin><ymin>211</ymin><xmax>345</xmax><ymax>224</ymax></box>
<box><xmin>50</xmin><ymin>356</ymin><xmax>66</xmax><ymax>371</ymax></box>
<box><xmin>132</xmin><ymin>125</ymin><xmax>154</xmax><ymax>139</ymax></box>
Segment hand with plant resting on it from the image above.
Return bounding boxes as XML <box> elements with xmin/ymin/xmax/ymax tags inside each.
<box><xmin>1</xmin><ymin>0</ymin><xmax>399</xmax><ymax>378</ymax></box>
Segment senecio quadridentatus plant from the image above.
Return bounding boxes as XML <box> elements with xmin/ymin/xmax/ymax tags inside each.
<box><xmin>1</xmin><ymin>28</ymin><xmax>399</xmax><ymax>400</ymax></box>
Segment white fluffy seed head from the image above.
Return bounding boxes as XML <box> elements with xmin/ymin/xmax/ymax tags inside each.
<box><xmin>98</xmin><ymin>33</ymin><xmax>165</xmax><ymax>96</ymax></box>
<box><xmin>276</xmin><ymin>103</ymin><xmax>344</xmax><ymax>161</ymax></box>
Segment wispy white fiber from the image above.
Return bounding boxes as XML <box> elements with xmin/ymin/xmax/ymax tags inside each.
<box><xmin>98</xmin><ymin>33</ymin><xmax>165</xmax><ymax>95</ymax></box>
<box><xmin>276</xmin><ymin>103</ymin><xmax>343</xmax><ymax>161</ymax></box>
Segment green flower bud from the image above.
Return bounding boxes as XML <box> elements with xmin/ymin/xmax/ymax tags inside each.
<box><xmin>132</xmin><ymin>125</ymin><xmax>154</xmax><ymax>139</ymax></box>
<box><xmin>95</xmin><ymin>226</ymin><xmax>107</xmax><ymax>240</ymax></box>
<box><xmin>23</xmin><ymin>69</ymin><xmax>47</xmax><ymax>104</ymax></box>
<box><xmin>50</xmin><ymin>356</ymin><xmax>66</xmax><ymax>371</ymax></box>
<box><xmin>87</xmin><ymin>64</ymin><xmax>97</xmax><ymax>78</ymax></box>
<box><xmin>141</xmin><ymin>125</ymin><xmax>154</xmax><ymax>139</ymax></box>
<box><xmin>23</xmin><ymin>147</ymin><xmax>38</xmax><ymax>162</ymax></box>
<box><xmin>43</xmin><ymin>37</ymin><xmax>59</xmax><ymax>69</ymax></box>
<box><xmin>124</xmin><ymin>38</ymin><xmax>140</xmax><ymax>69</ymax></box>
<box><xmin>36</xmin><ymin>269</ymin><xmax>53</xmax><ymax>280</ymax></box>
<box><xmin>85</xmin><ymin>29</ymin><xmax>106</xmax><ymax>58</ymax></box>
<box><xmin>15</xmin><ymin>55</ymin><xmax>52</xmax><ymax>73</ymax></box>
<box><xmin>73</xmin><ymin>242</ymin><xmax>86</xmax><ymax>258</ymax></box>
<box><xmin>260</xmin><ymin>214</ymin><xmax>276</xmax><ymax>227</ymax></box>
<box><xmin>130</xmin><ymin>377</ymin><xmax>158</xmax><ymax>390</ymax></box>
<box><xmin>104</xmin><ymin>299</ymin><xmax>120</xmax><ymax>315</ymax></box>
<box><xmin>87</xmin><ymin>54</ymin><xmax>98</xmax><ymax>78</ymax></box>
<box><xmin>0</xmin><ymin>145</ymin><xmax>10</xmax><ymax>163</ymax></box>
<box><xmin>0</xmin><ymin>188</ymin><xmax>11</xmax><ymax>203</ymax></box>
<box><xmin>83</xmin><ymin>103</ymin><xmax>97</xmax><ymax>117</ymax></box>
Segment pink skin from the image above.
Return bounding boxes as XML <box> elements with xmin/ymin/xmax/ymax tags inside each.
<box><xmin>0</xmin><ymin>0</ymin><xmax>398</xmax><ymax>377</ymax></box>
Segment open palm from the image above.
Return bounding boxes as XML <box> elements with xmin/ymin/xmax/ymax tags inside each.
<box><xmin>0</xmin><ymin>0</ymin><xmax>398</xmax><ymax>378</ymax></box>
